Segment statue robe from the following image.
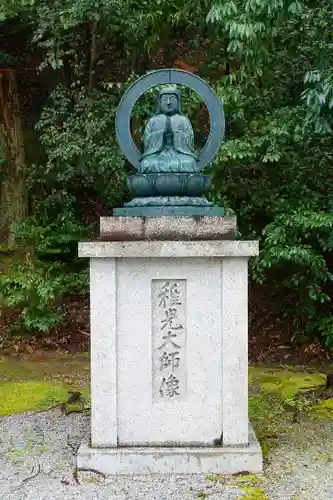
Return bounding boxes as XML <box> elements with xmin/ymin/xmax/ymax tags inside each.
<box><xmin>139</xmin><ymin>113</ymin><xmax>198</xmax><ymax>173</ymax></box>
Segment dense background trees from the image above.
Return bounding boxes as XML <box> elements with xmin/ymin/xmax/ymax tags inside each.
<box><xmin>0</xmin><ymin>0</ymin><xmax>333</xmax><ymax>349</ymax></box>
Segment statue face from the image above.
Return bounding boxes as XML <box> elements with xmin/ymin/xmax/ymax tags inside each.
<box><xmin>160</xmin><ymin>93</ymin><xmax>178</xmax><ymax>115</ymax></box>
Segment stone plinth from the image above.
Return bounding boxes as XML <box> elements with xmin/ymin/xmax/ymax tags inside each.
<box><xmin>77</xmin><ymin>425</ymin><xmax>262</xmax><ymax>475</ymax></box>
<box><xmin>77</xmin><ymin>217</ymin><xmax>262</xmax><ymax>474</ymax></box>
<box><xmin>100</xmin><ymin>216</ymin><xmax>237</xmax><ymax>241</ymax></box>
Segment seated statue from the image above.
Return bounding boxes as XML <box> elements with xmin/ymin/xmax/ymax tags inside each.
<box><xmin>139</xmin><ymin>86</ymin><xmax>199</xmax><ymax>174</ymax></box>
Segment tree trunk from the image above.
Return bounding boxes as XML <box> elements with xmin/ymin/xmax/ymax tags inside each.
<box><xmin>88</xmin><ymin>20</ymin><xmax>98</xmax><ymax>94</ymax></box>
<box><xmin>0</xmin><ymin>69</ymin><xmax>27</xmax><ymax>244</ymax></box>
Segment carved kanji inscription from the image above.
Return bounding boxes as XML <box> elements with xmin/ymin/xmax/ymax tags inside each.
<box><xmin>152</xmin><ymin>279</ymin><xmax>186</xmax><ymax>401</ymax></box>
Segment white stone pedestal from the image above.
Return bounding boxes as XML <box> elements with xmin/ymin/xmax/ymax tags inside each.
<box><xmin>78</xmin><ymin>225</ymin><xmax>262</xmax><ymax>474</ymax></box>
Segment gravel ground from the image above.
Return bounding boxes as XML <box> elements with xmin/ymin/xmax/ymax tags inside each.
<box><xmin>0</xmin><ymin>410</ymin><xmax>333</xmax><ymax>499</ymax></box>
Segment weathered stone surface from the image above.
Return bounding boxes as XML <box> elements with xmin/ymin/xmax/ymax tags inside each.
<box><xmin>114</xmin><ymin>258</ymin><xmax>224</xmax><ymax>447</ymax></box>
<box><xmin>77</xmin><ymin>425</ymin><xmax>262</xmax><ymax>474</ymax></box>
<box><xmin>84</xmin><ymin>249</ymin><xmax>256</xmax><ymax>449</ymax></box>
<box><xmin>100</xmin><ymin>216</ymin><xmax>237</xmax><ymax>241</ymax></box>
<box><xmin>100</xmin><ymin>217</ymin><xmax>145</xmax><ymax>241</ymax></box>
<box><xmin>78</xmin><ymin>239</ymin><xmax>258</xmax><ymax>258</ymax></box>
<box><xmin>80</xmin><ymin>239</ymin><xmax>262</xmax><ymax>469</ymax></box>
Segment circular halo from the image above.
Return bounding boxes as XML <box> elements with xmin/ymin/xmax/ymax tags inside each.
<box><xmin>115</xmin><ymin>68</ymin><xmax>225</xmax><ymax>171</ymax></box>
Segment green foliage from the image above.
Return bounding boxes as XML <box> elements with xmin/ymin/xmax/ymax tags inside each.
<box><xmin>303</xmin><ymin>70</ymin><xmax>333</xmax><ymax>134</ymax></box>
<box><xmin>250</xmin><ymin>210</ymin><xmax>333</xmax><ymax>345</ymax></box>
<box><xmin>30</xmin><ymin>0</ymin><xmax>210</xmax><ymax>75</ymax></box>
<box><xmin>0</xmin><ymin>259</ymin><xmax>88</xmax><ymax>333</ymax></box>
<box><xmin>1</xmin><ymin>0</ymin><xmax>214</xmax><ymax>339</ymax></box>
<box><xmin>36</xmin><ymin>84</ymin><xmax>126</xmax><ymax>204</ymax></box>
<box><xmin>207</xmin><ymin>0</ymin><xmax>333</xmax><ymax>347</ymax></box>
<box><xmin>0</xmin><ymin>0</ymin><xmax>33</xmax><ymax>22</ymax></box>
<box><xmin>12</xmin><ymin>213</ymin><xmax>88</xmax><ymax>260</ymax></box>
<box><xmin>0</xmin><ymin>207</ymin><xmax>89</xmax><ymax>334</ymax></box>
<box><xmin>0</xmin><ymin>51</ymin><xmax>17</xmax><ymax>67</ymax></box>
<box><xmin>207</xmin><ymin>0</ymin><xmax>300</xmax><ymax>84</ymax></box>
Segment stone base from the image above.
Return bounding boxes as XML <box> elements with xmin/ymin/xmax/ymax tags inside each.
<box><xmin>77</xmin><ymin>424</ymin><xmax>263</xmax><ymax>475</ymax></box>
<box><xmin>113</xmin><ymin>205</ymin><xmax>225</xmax><ymax>216</ymax></box>
<box><xmin>78</xmin><ymin>240</ymin><xmax>259</xmax><ymax>450</ymax></box>
<box><xmin>99</xmin><ymin>216</ymin><xmax>237</xmax><ymax>241</ymax></box>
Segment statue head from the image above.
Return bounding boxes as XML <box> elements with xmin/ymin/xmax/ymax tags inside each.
<box><xmin>158</xmin><ymin>86</ymin><xmax>180</xmax><ymax>116</ymax></box>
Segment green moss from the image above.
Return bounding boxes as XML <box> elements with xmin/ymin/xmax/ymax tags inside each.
<box><xmin>249</xmin><ymin>366</ymin><xmax>325</xmax><ymax>400</ymax></box>
<box><xmin>247</xmin><ymin>366</ymin><xmax>333</xmax><ymax>461</ymax></box>
<box><xmin>0</xmin><ymin>353</ymin><xmax>90</xmax><ymax>416</ymax></box>
<box><xmin>0</xmin><ymin>381</ymin><xmax>69</xmax><ymax>415</ymax></box>
<box><xmin>206</xmin><ymin>474</ymin><xmax>224</xmax><ymax>483</ymax></box>
<box><xmin>0</xmin><ymin>353</ymin><xmax>90</xmax><ymax>386</ymax></box>
<box><xmin>249</xmin><ymin>366</ymin><xmax>333</xmax><ymax>425</ymax></box>
<box><xmin>82</xmin><ymin>476</ymin><xmax>104</xmax><ymax>484</ymax></box>
<box><xmin>7</xmin><ymin>447</ymin><xmax>27</xmax><ymax>457</ymax></box>
<box><xmin>309</xmin><ymin>399</ymin><xmax>333</xmax><ymax>420</ymax></box>
<box><xmin>229</xmin><ymin>474</ymin><xmax>263</xmax><ymax>487</ymax></box>
<box><xmin>249</xmin><ymin>394</ymin><xmax>287</xmax><ymax>451</ymax></box>
<box><xmin>249</xmin><ymin>395</ymin><xmax>275</xmax><ymax>420</ymax></box>
<box><xmin>207</xmin><ymin>474</ymin><xmax>268</xmax><ymax>500</ymax></box>
<box><xmin>248</xmin><ymin>367</ymin><xmax>324</xmax><ymax>456</ymax></box>
<box><xmin>228</xmin><ymin>475</ymin><xmax>267</xmax><ymax>500</ymax></box>
<box><xmin>237</xmin><ymin>487</ymin><xmax>268</xmax><ymax>499</ymax></box>
<box><xmin>314</xmin><ymin>452</ymin><xmax>332</xmax><ymax>462</ymax></box>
